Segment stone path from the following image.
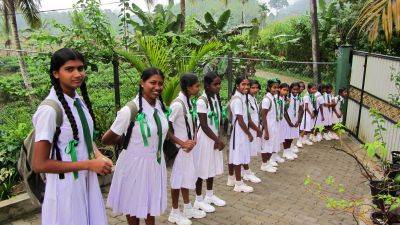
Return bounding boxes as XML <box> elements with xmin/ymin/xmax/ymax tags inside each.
<box><xmin>5</xmin><ymin>135</ymin><xmax>369</xmax><ymax>225</ymax></box>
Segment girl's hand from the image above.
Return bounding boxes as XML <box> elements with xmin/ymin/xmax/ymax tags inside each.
<box><xmin>181</xmin><ymin>140</ymin><xmax>196</xmax><ymax>151</ymax></box>
<box><xmin>96</xmin><ymin>154</ymin><xmax>113</xmax><ymax>166</ymax></box>
<box><xmin>338</xmin><ymin>113</ymin><xmax>342</xmax><ymax>118</ymax></box>
<box><xmin>248</xmin><ymin>133</ymin><xmax>254</xmax><ymax>142</ymax></box>
<box><xmin>322</xmin><ymin>116</ymin><xmax>325</xmax><ymax>121</ymax></box>
<box><xmin>264</xmin><ymin>131</ymin><xmax>269</xmax><ymax>140</ymax></box>
<box><xmin>294</xmin><ymin>122</ymin><xmax>300</xmax><ymax>127</ymax></box>
<box><xmin>88</xmin><ymin>157</ymin><xmax>113</xmax><ymax>175</ymax></box>
<box><xmin>217</xmin><ymin>139</ymin><xmax>225</xmax><ymax>151</ymax></box>
<box><xmin>256</xmin><ymin>129</ymin><xmax>262</xmax><ymax>138</ymax></box>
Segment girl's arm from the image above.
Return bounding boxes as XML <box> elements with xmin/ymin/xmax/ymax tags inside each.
<box><xmin>284</xmin><ymin>108</ymin><xmax>294</xmax><ymax>127</ymax></box>
<box><xmin>167</xmin><ymin>122</ymin><xmax>196</xmax><ymax>152</ymax></box>
<box><xmin>305</xmin><ymin>103</ymin><xmax>313</xmax><ymax>118</ymax></box>
<box><xmin>261</xmin><ymin>108</ymin><xmax>270</xmax><ymax>140</ymax></box>
<box><xmin>319</xmin><ymin>105</ymin><xmax>324</xmax><ymax>120</ymax></box>
<box><xmin>33</xmin><ymin>141</ymin><xmax>112</xmax><ymax>175</ymax></box>
<box><xmin>102</xmin><ymin>130</ymin><xmax>122</xmax><ymax>145</ymax></box>
<box><xmin>198</xmin><ymin>113</ymin><xmax>222</xmax><ymax>144</ymax></box>
<box><xmin>297</xmin><ymin>105</ymin><xmax>304</xmax><ymax>126</ymax></box>
<box><xmin>248</xmin><ymin>116</ymin><xmax>260</xmax><ymax>133</ymax></box>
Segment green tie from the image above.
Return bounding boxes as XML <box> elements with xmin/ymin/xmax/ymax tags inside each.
<box><xmin>74</xmin><ymin>99</ymin><xmax>95</xmax><ymax>160</ymax></box>
<box><xmin>153</xmin><ymin>108</ymin><xmax>163</xmax><ymax>164</ymax></box>
<box><xmin>213</xmin><ymin>100</ymin><xmax>220</xmax><ymax>133</ymax></box>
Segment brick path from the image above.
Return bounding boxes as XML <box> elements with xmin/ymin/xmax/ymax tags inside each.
<box><xmin>5</xmin><ymin>136</ymin><xmax>369</xmax><ymax>225</ymax></box>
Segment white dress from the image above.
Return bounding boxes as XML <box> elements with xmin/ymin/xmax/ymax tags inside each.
<box><xmin>300</xmin><ymin>94</ymin><xmax>316</xmax><ymax>132</ymax></box>
<box><xmin>193</xmin><ymin>93</ymin><xmax>224</xmax><ymax>179</ymax></box>
<box><xmin>228</xmin><ymin>91</ymin><xmax>251</xmax><ymax>165</ymax></box>
<box><xmin>248</xmin><ymin>95</ymin><xmax>261</xmax><ymax>156</ymax></box>
<box><xmin>260</xmin><ymin>92</ymin><xmax>280</xmax><ymax>154</ymax></box>
<box><xmin>332</xmin><ymin>96</ymin><xmax>344</xmax><ymax>124</ymax></box>
<box><xmin>284</xmin><ymin>94</ymin><xmax>301</xmax><ymax>139</ymax></box>
<box><xmin>277</xmin><ymin>95</ymin><xmax>286</xmax><ymax>144</ymax></box>
<box><xmin>322</xmin><ymin>93</ymin><xmax>333</xmax><ymax>126</ymax></box>
<box><xmin>33</xmin><ymin>87</ymin><xmax>108</xmax><ymax>225</ymax></box>
<box><xmin>315</xmin><ymin>92</ymin><xmax>326</xmax><ymax>127</ymax></box>
<box><xmin>169</xmin><ymin>92</ymin><xmax>197</xmax><ymax>190</ymax></box>
<box><xmin>107</xmin><ymin>96</ymin><xmax>168</xmax><ymax>219</ymax></box>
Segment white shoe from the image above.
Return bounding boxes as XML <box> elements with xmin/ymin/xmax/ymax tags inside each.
<box><xmin>243</xmin><ymin>171</ymin><xmax>261</xmax><ymax>183</ymax></box>
<box><xmin>309</xmin><ymin>134</ymin><xmax>317</xmax><ymax>142</ymax></box>
<box><xmin>226</xmin><ymin>176</ymin><xmax>235</xmax><ymax>187</ymax></box>
<box><xmin>329</xmin><ymin>132</ymin><xmax>339</xmax><ymax>140</ymax></box>
<box><xmin>323</xmin><ymin>133</ymin><xmax>332</xmax><ymax>141</ymax></box>
<box><xmin>296</xmin><ymin>139</ymin><xmax>303</xmax><ymax>148</ymax></box>
<box><xmin>283</xmin><ymin>149</ymin><xmax>295</xmax><ymax>160</ymax></box>
<box><xmin>274</xmin><ymin>153</ymin><xmax>285</xmax><ymax>163</ymax></box>
<box><xmin>193</xmin><ymin>200</ymin><xmax>215</xmax><ymax>213</ymax></box>
<box><xmin>233</xmin><ymin>181</ymin><xmax>254</xmax><ymax>193</ymax></box>
<box><xmin>260</xmin><ymin>163</ymin><xmax>277</xmax><ymax>173</ymax></box>
<box><xmin>289</xmin><ymin>148</ymin><xmax>298</xmax><ymax>158</ymax></box>
<box><xmin>317</xmin><ymin>133</ymin><xmax>323</xmax><ymax>142</ymax></box>
<box><xmin>169</xmin><ymin>210</ymin><xmax>192</xmax><ymax>225</ymax></box>
<box><xmin>204</xmin><ymin>195</ymin><xmax>226</xmax><ymax>207</ymax></box>
<box><xmin>292</xmin><ymin>146</ymin><xmax>299</xmax><ymax>153</ymax></box>
<box><xmin>183</xmin><ymin>207</ymin><xmax>206</xmax><ymax>219</ymax></box>
<box><xmin>303</xmin><ymin>138</ymin><xmax>314</xmax><ymax>145</ymax></box>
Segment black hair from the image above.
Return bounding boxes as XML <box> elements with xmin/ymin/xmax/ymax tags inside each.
<box><xmin>232</xmin><ymin>76</ymin><xmax>247</xmax><ymax>97</ymax></box>
<box><xmin>180</xmin><ymin>73</ymin><xmax>199</xmax><ymax>113</ymax></box>
<box><xmin>203</xmin><ymin>71</ymin><xmax>221</xmax><ymax>113</ymax></box>
<box><xmin>290</xmin><ymin>82</ymin><xmax>300</xmax><ymax>90</ymax></box>
<box><xmin>338</xmin><ymin>87</ymin><xmax>346</xmax><ymax>95</ymax></box>
<box><xmin>138</xmin><ymin>68</ymin><xmax>166</xmax><ymax>114</ymax></box>
<box><xmin>308</xmin><ymin>82</ymin><xmax>317</xmax><ymax>90</ymax></box>
<box><xmin>249</xmin><ymin>79</ymin><xmax>261</xmax><ymax>90</ymax></box>
<box><xmin>325</xmin><ymin>83</ymin><xmax>333</xmax><ymax>89</ymax></box>
<box><xmin>266</xmin><ymin>78</ymin><xmax>281</xmax><ymax>93</ymax></box>
<box><xmin>279</xmin><ymin>83</ymin><xmax>289</xmax><ymax>99</ymax></box>
<box><xmin>49</xmin><ymin>48</ymin><xmax>95</xmax><ymax>144</ymax></box>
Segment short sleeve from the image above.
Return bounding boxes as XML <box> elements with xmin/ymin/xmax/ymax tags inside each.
<box><xmin>318</xmin><ymin>96</ymin><xmax>325</xmax><ymax>105</ymax></box>
<box><xmin>169</xmin><ymin>102</ymin><xmax>183</xmax><ymax>123</ymax></box>
<box><xmin>230</xmin><ymin>98</ymin><xmax>243</xmax><ymax>115</ymax></box>
<box><xmin>261</xmin><ymin>98</ymin><xmax>271</xmax><ymax>110</ymax></box>
<box><xmin>110</xmin><ymin>106</ymin><xmax>131</xmax><ymax>136</ymax></box>
<box><xmin>303</xmin><ymin>96</ymin><xmax>310</xmax><ymax>104</ymax></box>
<box><xmin>33</xmin><ymin>105</ymin><xmax>57</xmax><ymax>143</ymax></box>
<box><xmin>197</xmin><ymin>98</ymin><xmax>208</xmax><ymax>114</ymax></box>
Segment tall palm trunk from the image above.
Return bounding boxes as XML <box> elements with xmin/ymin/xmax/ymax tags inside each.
<box><xmin>180</xmin><ymin>0</ymin><xmax>185</xmax><ymax>31</ymax></box>
<box><xmin>9</xmin><ymin>1</ymin><xmax>34</xmax><ymax>99</ymax></box>
<box><xmin>310</xmin><ymin>0</ymin><xmax>321</xmax><ymax>84</ymax></box>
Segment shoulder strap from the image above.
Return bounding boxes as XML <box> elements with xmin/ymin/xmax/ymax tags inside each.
<box><xmin>265</xmin><ymin>95</ymin><xmax>273</xmax><ymax>111</ymax></box>
<box><xmin>122</xmin><ymin>100</ymin><xmax>139</xmax><ymax>150</ymax></box>
<box><xmin>172</xmin><ymin>98</ymin><xmax>193</xmax><ymax>140</ymax></box>
<box><xmin>173</xmin><ymin>99</ymin><xmax>188</xmax><ymax>115</ymax></box>
<box><xmin>126</xmin><ymin>100</ymin><xmax>139</xmax><ymax>122</ymax></box>
<box><xmin>40</xmin><ymin>99</ymin><xmax>63</xmax><ymax>127</ymax></box>
<box><xmin>198</xmin><ymin>96</ymin><xmax>209</xmax><ymax>108</ymax></box>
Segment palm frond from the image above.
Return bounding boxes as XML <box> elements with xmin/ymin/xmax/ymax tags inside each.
<box><xmin>216</xmin><ymin>10</ymin><xmax>231</xmax><ymax>30</ymax></box>
<box><xmin>184</xmin><ymin>41</ymin><xmax>221</xmax><ymax>73</ymax></box>
<box><xmin>162</xmin><ymin>76</ymin><xmax>180</xmax><ymax>106</ymax></box>
<box><xmin>138</xmin><ymin>37</ymin><xmax>172</xmax><ymax>77</ymax></box>
<box><xmin>17</xmin><ymin>0</ymin><xmax>41</xmax><ymax>29</ymax></box>
<box><xmin>116</xmin><ymin>49</ymin><xmax>146</xmax><ymax>74</ymax></box>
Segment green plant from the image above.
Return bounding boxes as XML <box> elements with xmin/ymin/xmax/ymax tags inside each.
<box><xmin>389</xmin><ymin>68</ymin><xmax>400</xmax><ymax>107</ymax></box>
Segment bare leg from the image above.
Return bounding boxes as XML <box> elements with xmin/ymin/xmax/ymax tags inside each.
<box><xmin>243</xmin><ymin>164</ymin><xmax>249</xmax><ymax>170</ymax></box>
<box><xmin>144</xmin><ymin>215</ymin><xmax>155</xmax><ymax>225</ymax></box>
<box><xmin>261</xmin><ymin>153</ymin><xmax>272</xmax><ymax>163</ymax></box>
<box><xmin>228</xmin><ymin>163</ymin><xmax>234</xmax><ymax>176</ymax></box>
<box><xmin>206</xmin><ymin>177</ymin><xmax>213</xmax><ymax>190</ymax></box>
<box><xmin>126</xmin><ymin>215</ymin><xmax>140</xmax><ymax>225</ymax></box>
<box><xmin>195</xmin><ymin>178</ymin><xmax>203</xmax><ymax>196</ymax></box>
<box><xmin>181</xmin><ymin>188</ymin><xmax>190</xmax><ymax>204</ymax></box>
<box><xmin>171</xmin><ymin>189</ymin><xmax>180</xmax><ymax>209</ymax></box>
<box><xmin>234</xmin><ymin>164</ymin><xmax>242</xmax><ymax>181</ymax></box>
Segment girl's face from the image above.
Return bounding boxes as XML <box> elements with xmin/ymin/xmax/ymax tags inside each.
<box><xmin>291</xmin><ymin>85</ymin><xmax>300</xmax><ymax>96</ymax></box>
<box><xmin>187</xmin><ymin>81</ymin><xmax>201</xmax><ymax>96</ymax></box>
<box><xmin>341</xmin><ymin>90</ymin><xmax>348</xmax><ymax>97</ymax></box>
<box><xmin>322</xmin><ymin>87</ymin><xmax>327</xmax><ymax>93</ymax></box>
<box><xmin>249</xmin><ymin>84</ymin><xmax>260</xmax><ymax>96</ymax></box>
<box><xmin>299</xmin><ymin>83</ymin><xmax>305</xmax><ymax>92</ymax></box>
<box><xmin>326</xmin><ymin>87</ymin><xmax>332</xmax><ymax>94</ymax></box>
<box><xmin>280</xmin><ymin>87</ymin><xmax>289</xmax><ymax>96</ymax></box>
<box><xmin>141</xmin><ymin>74</ymin><xmax>164</xmax><ymax>100</ymax></box>
<box><xmin>269</xmin><ymin>83</ymin><xmax>279</xmax><ymax>94</ymax></box>
<box><xmin>207</xmin><ymin>76</ymin><xmax>221</xmax><ymax>95</ymax></box>
<box><xmin>237</xmin><ymin>79</ymin><xmax>250</xmax><ymax>95</ymax></box>
<box><xmin>309</xmin><ymin>86</ymin><xmax>317</xmax><ymax>94</ymax></box>
<box><xmin>53</xmin><ymin>59</ymin><xmax>86</xmax><ymax>90</ymax></box>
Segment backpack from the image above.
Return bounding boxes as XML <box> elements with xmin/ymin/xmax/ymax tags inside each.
<box><xmin>114</xmin><ymin>100</ymin><xmax>138</xmax><ymax>158</ymax></box>
<box><xmin>18</xmin><ymin>99</ymin><xmax>63</xmax><ymax>206</ymax></box>
<box><xmin>163</xmin><ymin>99</ymin><xmax>193</xmax><ymax>165</ymax></box>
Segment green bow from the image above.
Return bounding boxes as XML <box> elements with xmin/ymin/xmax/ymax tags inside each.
<box><xmin>275</xmin><ymin>98</ymin><xmax>284</xmax><ymax>121</ymax></box>
<box><xmin>65</xmin><ymin>140</ymin><xmax>79</xmax><ymax>179</ymax></box>
<box><xmin>221</xmin><ymin>107</ymin><xmax>228</xmax><ymax>120</ymax></box>
<box><xmin>268</xmin><ymin>77</ymin><xmax>281</xmax><ymax>83</ymax></box>
<box><xmin>164</xmin><ymin>107</ymin><xmax>172</xmax><ymax>119</ymax></box>
<box><xmin>310</xmin><ymin>94</ymin><xmax>317</xmax><ymax>109</ymax></box>
<box><xmin>189</xmin><ymin>108</ymin><xmax>198</xmax><ymax>119</ymax></box>
<box><xmin>136</xmin><ymin>112</ymin><xmax>151</xmax><ymax>147</ymax></box>
<box><xmin>208</xmin><ymin>111</ymin><xmax>220</xmax><ymax>132</ymax></box>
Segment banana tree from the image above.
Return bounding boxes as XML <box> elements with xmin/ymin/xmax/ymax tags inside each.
<box><xmin>117</xmin><ymin>37</ymin><xmax>221</xmax><ymax>106</ymax></box>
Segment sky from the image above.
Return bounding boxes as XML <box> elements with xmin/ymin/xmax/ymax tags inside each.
<box><xmin>39</xmin><ymin>0</ymin><xmax>298</xmax><ymax>12</ymax></box>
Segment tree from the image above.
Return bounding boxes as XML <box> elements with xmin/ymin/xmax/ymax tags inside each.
<box><xmin>352</xmin><ymin>0</ymin><xmax>400</xmax><ymax>43</ymax></box>
<box><xmin>259</xmin><ymin>2</ymin><xmax>270</xmax><ymax>28</ymax></box>
<box><xmin>310</xmin><ymin>0</ymin><xmax>321</xmax><ymax>83</ymax></box>
<box><xmin>1</xmin><ymin>0</ymin><xmax>41</xmax><ymax>100</ymax></box>
<box><xmin>269</xmin><ymin>0</ymin><xmax>289</xmax><ymax>10</ymax></box>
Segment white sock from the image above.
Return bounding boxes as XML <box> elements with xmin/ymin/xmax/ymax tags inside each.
<box><xmin>262</xmin><ymin>162</ymin><xmax>268</xmax><ymax>167</ymax></box>
<box><xmin>206</xmin><ymin>190</ymin><xmax>213</xmax><ymax>197</ymax></box>
<box><xmin>184</xmin><ymin>203</ymin><xmax>192</xmax><ymax>209</ymax></box>
<box><xmin>196</xmin><ymin>195</ymin><xmax>203</xmax><ymax>202</ymax></box>
<box><xmin>229</xmin><ymin>175</ymin><xmax>235</xmax><ymax>180</ymax></box>
<box><xmin>243</xmin><ymin>169</ymin><xmax>250</xmax><ymax>175</ymax></box>
<box><xmin>172</xmin><ymin>207</ymin><xmax>180</xmax><ymax>214</ymax></box>
<box><xmin>235</xmin><ymin>180</ymin><xmax>243</xmax><ymax>185</ymax></box>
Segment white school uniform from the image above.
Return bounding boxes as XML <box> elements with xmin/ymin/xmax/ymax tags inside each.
<box><xmin>33</xmin><ymin>87</ymin><xmax>108</xmax><ymax>225</ymax></box>
<box><xmin>284</xmin><ymin>94</ymin><xmax>301</xmax><ymax>139</ymax></box>
<box><xmin>169</xmin><ymin>92</ymin><xmax>197</xmax><ymax>190</ymax></box>
<box><xmin>260</xmin><ymin>92</ymin><xmax>280</xmax><ymax>154</ymax></box>
<box><xmin>315</xmin><ymin>92</ymin><xmax>326</xmax><ymax>127</ymax></box>
<box><xmin>193</xmin><ymin>93</ymin><xmax>224</xmax><ymax>179</ymax></box>
<box><xmin>107</xmin><ymin>96</ymin><xmax>168</xmax><ymax>219</ymax></box>
<box><xmin>332</xmin><ymin>95</ymin><xmax>344</xmax><ymax>124</ymax></box>
<box><xmin>248</xmin><ymin>94</ymin><xmax>261</xmax><ymax>156</ymax></box>
<box><xmin>277</xmin><ymin>95</ymin><xmax>286</xmax><ymax>144</ymax></box>
<box><xmin>322</xmin><ymin>93</ymin><xmax>333</xmax><ymax>126</ymax></box>
<box><xmin>228</xmin><ymin>91</ymin><xmax>251</xmax><ymax>165</ymax></box>
<box><xmin>300</xmin><ymin>94</ymin><xmax>316</xmax><ymax>132</ymax></box>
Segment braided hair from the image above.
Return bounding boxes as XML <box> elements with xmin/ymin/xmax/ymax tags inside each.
<box><xmin>203</xmin><ymin>71</ymin><xmax>221</xmax><ymax>113</ymax></box>
<box><xmin>49</xmin><ymin>48</ymin><xmax>91</xmax><ymax>143</ymax></box>
<box><xmin>180</xmin><ymin>73</ymin><xmax>199</xmax><ymax>112</ymax></box>
<box><xmin>139</xmin><ymin>68</ymin><xmax>166</xmax><ymax>114</ymax></box>
<box><xmin>266</xmin><ymin>78</ymin><xmax>281</xmax><ymax>93</ymax></box>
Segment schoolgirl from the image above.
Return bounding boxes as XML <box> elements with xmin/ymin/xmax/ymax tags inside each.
<box><xmin>193</xmin><ymin>71</ymin><xmax>226</xmax><ymax>213</ymax></box>
<box><xmin>300</xmin><ymin>83</ymin><xmax>318</xmax><ymax>145</ymax></box>
<box><xmin>226</xmin><ymin>76</ymin><xmax>259</xmax><ymax>193</ymax></box>
<box><xmin>311</xmin><ymin>84</ymin><xmax>326</xmax><ymax>142</ymax></box>
<box><xmin>248</xmin><ymin>79</ymin><xmax>262</xmax><ymax>157</ymax></box>
<box><xmin>168</xmin><ymin>74</ymin><xmax>206</xmax><ymax>225</ymax></box>
<box><xmin>296</xmin><ymin>81</ymin><xmax>307</xmax><ymax>148</ymax></box>
<box><xmin>104</xmin><ymin>68</ymin><xmax>168</xmax><ymax>225</ymax></box>
<box><xmin>332</xmin><ymin>88</ymin><xmax>348</xmax><ymax>138</ymax></box>
<box><xmin>321</xmin><ymin>83</ymin><xmax>337</xmax><ymax>140</ymax></box>
<box><xmin>259</xmin><ymin>78</ymin><xmax>281</xmax><ymax>173</ymax></box>
<box><xmin>32</xmin><ymin>48</ymin><xmax>112</xmax><ymax>225</ymax></box>
<box><xmin>281</xmin><ymin>82</ymin><xmax>304</xmax><ymax>160</ymax></box>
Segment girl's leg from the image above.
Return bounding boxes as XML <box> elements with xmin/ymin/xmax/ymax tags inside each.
<box><xmin>181</xmin><ymin>188</ymin><xmax>190</xmax><ymax>204</ymax></box>
<box><xmin>206</xmin><ymin>177</ymin><xmax>213</xmax><ymax>191</ymax></box>
<box><xmin>234</xmin><ymin>164</ymin><xmax>241</xmax><ymax>181</ymax></box>
<box><xmin>127</xmin><ymin>215</ymin><xmax>140</xmax><ymax>225</ymax></box>
<box><xmin>171</xmin><ymin>189</ymin><xmax>180</xmax><ymax>209</ymax></box>
<box><xmin>243</xmin><ymin>164</ymin><xmax>249</xmax><ymax>170</ymax></box>
<box><xmin>261</xmin><ymin>153</ymin><xmax>271</xmax><ymax>163</ymax></box>
<box><xmin>228</xmin><ymin>163</ymin><xmax>234</xmax><ymax>176</ymax></box>
<box><xmin>144</xmin><ymin>215</ymin><xmax>155</xmax><ymax>225</ymax></box>
<box><xmin>195</xmin><ymin>178</ymin><xmax>203</xmax><ymax>196</ymax></box>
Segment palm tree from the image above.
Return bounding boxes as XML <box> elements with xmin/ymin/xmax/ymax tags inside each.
<box><xmin>1</xmin><ymin>0</ymin><xmax>41</xmax><ymax>99</ymax></box>
<box><xmin>352</xmin><ymin>0</ymin><xmax>400</xmax><ymax>43</ymax></box>
<box><xmin>310</xmin><ymin>0</ymin><xmax>321</xmax><ymax>84</ymax></box>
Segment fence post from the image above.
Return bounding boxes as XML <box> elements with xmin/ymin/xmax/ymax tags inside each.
<box><xmin>112</xmin><ymin>58</ymin><xmax>121</xmax><ymax>111</ymax></box>
<box><xmin>227</xmin><ymin>52</ymin><xmax>233</xmax><ymax>98</ymax></box>
<box><xmin>356</xmin><ymin>54</ymin><xmax>368</xmax><ymax>137</ymax></box>
<box><xmin>335</xmin><ymin>45</ymin><xmax>352</xmax><ymax>124</ymax></box>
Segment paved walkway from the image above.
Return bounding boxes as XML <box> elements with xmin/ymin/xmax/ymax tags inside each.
<box><xmin>5</xmin><ymin>135</ymin><xmax>369</xmax><ymax>225</ymax></box>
